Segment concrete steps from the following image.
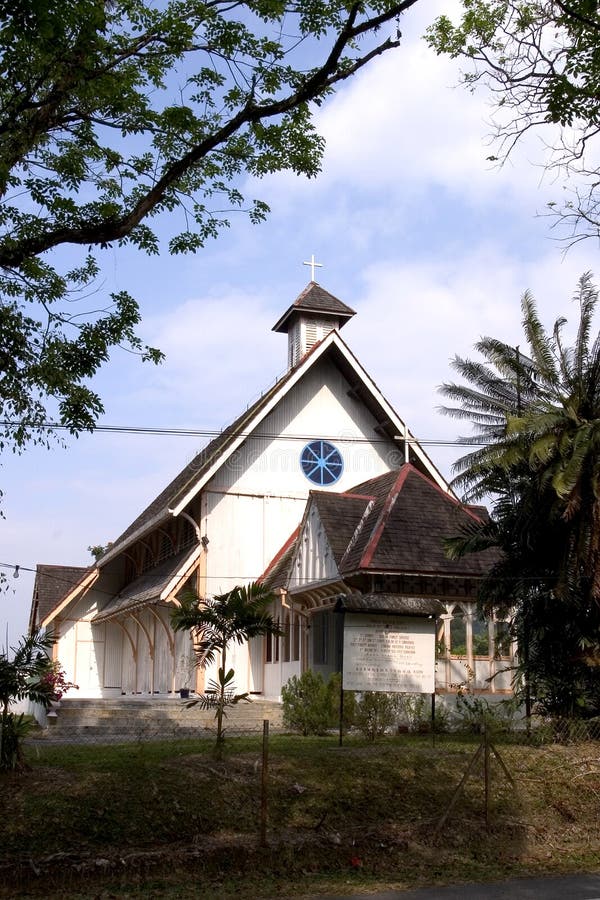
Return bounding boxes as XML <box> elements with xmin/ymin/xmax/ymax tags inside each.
<box><xmin>35</xmin><ymin>696</ymin><xmax>284</xmax><ymax>744</ymax></box>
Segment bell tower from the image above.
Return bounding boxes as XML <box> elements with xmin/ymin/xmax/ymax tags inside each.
<box><xmin>272</xmin><ymin>281</ymin><xmax>356</xmax><ymax>370</ymax></box>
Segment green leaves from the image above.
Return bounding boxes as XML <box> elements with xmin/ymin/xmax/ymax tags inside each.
<box><xmin>172</xmin><ymin>582</ymin><xmax>279</xmax><ymax>753</ymax></box>
<box><xmin>0</xmin><ymin>1</ymin><xmax>413</xmax><ymax>456</ymax></box>
<box><xmin>442</xmin><ymin>273</ymin><xmax>600</xmax><ymax>714</ymax></box>
<box><xmin>172</xmin><ymin>582</ymin><xmax>280</xmax><ymax>667</ymax></box>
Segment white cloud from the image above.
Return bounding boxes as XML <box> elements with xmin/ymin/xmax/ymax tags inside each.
<box><xmin>344</xmin><ymin>244</ymin><xmax>594</xmax><ymax>448</ymax></box>
<box><xmin>252</xmin><ymin>2</ymin><xmax>563</xmax><ymax>222</ymax></box>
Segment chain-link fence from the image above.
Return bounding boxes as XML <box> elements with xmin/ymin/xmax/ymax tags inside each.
<box><xmin>4</xmin><ymin>705</ymin><xmax>599</xmax><ymax>894</ymax></box>
<box><xmin>24</xmin><ymin>690</ymin><xmax>600</xmax><ymax>747</ymax></box>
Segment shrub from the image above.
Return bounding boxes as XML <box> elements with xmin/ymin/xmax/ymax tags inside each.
<box><xmin>354</xmin><ymin>691</ymin><xmax>400</xmax><ymax>741</ymax></box>
<box><xmin>282</xmin><ymin>671</ymin><xmax>357</xmax><ymax>735</ymax></box>
<box><xmin>0</xmin><ymin>713</ymin><xmax>33</xmax><ymax>771</ymax></box>
<box><xmin>282</xmin><ymin>671</ymin><xmax>331</xmax><ymax>735</ymax></box>
<box><xmin>398</xmin><ymin>693</ymin><xmax>428</xmax><ymax>732</ymax></box>
<box><xmin>455</xmin><ymin>691</ymin><xmax>519</xmax><ymax>734</ymax></box>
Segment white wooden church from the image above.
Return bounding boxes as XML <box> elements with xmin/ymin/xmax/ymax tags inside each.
<box><xmin>30</xmin><ymin>281</ymin><xmax>514</xmax><ymax>705</ymax></box>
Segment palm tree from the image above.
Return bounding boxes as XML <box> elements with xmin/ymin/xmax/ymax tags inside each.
<box><xmin>443</xmin><ymin>273</ymin><xmax>600</xmax><ymax>599</ymax></box>
<box><xmin>171</xmin><ymin>582</ymin><xmax>280</xmax><ymax>755</ymax></box>
<box><xmin>0</xmin><ymin>631</ymin><xmax>55</xmax><ymax>770</ymax></box>
<box><xmin>441</xmin><ymin>273</ymin><xmax>600</xmax><ymax>716</ymax></box>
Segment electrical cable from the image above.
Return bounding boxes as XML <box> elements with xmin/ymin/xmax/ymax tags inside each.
<box><xmin>0</xmin><ymin>420</ymin><xmax>489</xmax><ymax>448</ymax></box>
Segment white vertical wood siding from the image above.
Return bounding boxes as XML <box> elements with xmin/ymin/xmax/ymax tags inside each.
<box><xmin>121</xmin><ymin>622</ymin><xmax>137</xmax><ymax>693</ymax></box>
<box><xmin>153</xmin><ymin>607</ymin><xmax>173</xmax><ymax>693</ymax></box>
<box><xmin>289</xmin><ymin>503</ymin><xmax>339</xmax><ymax>590</ymax></box>
<box><xmin>202</xmin><ymin>357</ymin><xmax>400</xmax><ymax>694</ymax></box>
<box><xmin>103</xmin><ymin>622</ymin><xmax>123</xmax><ymax>689</ymax></box>
<box><xmin>56</xmin><ymin>592</ymin><xmax>105</xmax><ymax>698</ymax></box>
<box><xmin>174</xmin><ymin>628</ymin><xmax>194</xmax><ymax>691</ymax></box>
<box><xmin>136</xmin><ymin>609</ymin><xmax>153</xmax><ymax>693</ymax></box>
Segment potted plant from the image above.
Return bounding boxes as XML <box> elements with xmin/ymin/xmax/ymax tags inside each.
<box><xmin>176</xmin><ymin>650</ymin><xmax>196</xmax><ymax>699</ymax></box>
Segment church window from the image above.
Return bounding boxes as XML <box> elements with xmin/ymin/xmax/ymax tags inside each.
<box><xmin>265</xmin><ymin>631</ymin><xmax>273</xmax><ymax>663</ymax></box>
<box><xmin>472</xmin><ymin>615</ymin><xmax>490</xmax><ymax>656</ymax></box>
<box><xmin>157</xmin><ymin>530</ymin><xmax>175</xmax><ymax>565</ymax></box>
<box><xmin>312</xmin><ymin>610</ymin><xmax>329</xmax><ymax>665</ymax></box>
<box><xmin>495</xmin><ymin>621</ymin><xmax>512</xmax><ymax>658</ymax></box>
<box><xmin>450</xmin><ymin>610</ymin><xmax>467</xmax><ymax>656</ymax></box>
<box><xmin>300</xmin><ymin>441</ymin><xmax>343</xmax><ymax>486</ymax></box>
<box><xmin>178</xmin><ymin>517</ymin><xmax>196</xmax><ymax>552</ymax></box>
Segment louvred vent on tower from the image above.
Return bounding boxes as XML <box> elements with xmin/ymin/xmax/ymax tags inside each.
<box><xmin>272</xmin><ymin>281</ymin><xmax>356</xmax><ymax>369</ymax></box>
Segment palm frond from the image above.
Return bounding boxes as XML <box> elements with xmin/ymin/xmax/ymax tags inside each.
<box><xmin>573</xmin><ymin>272</ymin><xmax>598</xmax><ymax>387</ymax></box>
<box><xmin>521</xmin><ymin>290</ymin><xmax>559</xmax><ymax>386</ymax></box>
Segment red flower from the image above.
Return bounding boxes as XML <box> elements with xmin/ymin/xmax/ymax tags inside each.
<box><xmin>41</xmin><ymin>662</ymin><xmax>79</xmax><ymax>701</ymax></box>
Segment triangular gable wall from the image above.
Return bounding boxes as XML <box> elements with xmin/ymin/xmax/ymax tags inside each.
<box><xmin>288</xmin><ymin>498</ymin><xmax>343</xmax><ymax>591</ymax></box>
<box><xmin>96</xmin><ymin>329</ymin><xmax>452</xmax><ymax>572</ymax></box>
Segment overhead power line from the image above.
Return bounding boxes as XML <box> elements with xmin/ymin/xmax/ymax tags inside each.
<box><xmin>0</xmin><ymin>561</ymin><xmax>574</xmax><ymax>593</ymax></box>
<box><xmin>0</xmin><ymin>420</ymin><xmax>487</xmax><ymax>448</ymax></box>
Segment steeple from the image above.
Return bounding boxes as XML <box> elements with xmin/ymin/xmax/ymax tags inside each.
<box><xmin>272</xmin><ymin>281</ymin><xmax>356</xmax><ymax>369</ymax></box>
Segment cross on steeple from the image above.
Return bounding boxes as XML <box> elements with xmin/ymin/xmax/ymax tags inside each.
<box><xmin>303</xmin><ymin>254</ymin><xmax>323</xmax><ymax>281</ymax></box>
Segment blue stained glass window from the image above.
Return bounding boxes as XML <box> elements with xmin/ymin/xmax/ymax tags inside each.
<box><xmin>300</xmin><ymin>440</ymin><xmax>343</xmax><ymax>486</ymax></box>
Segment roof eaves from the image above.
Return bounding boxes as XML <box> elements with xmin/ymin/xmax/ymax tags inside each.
<box><xmin>41</xmin><ymin>568</ymin><xmax>98</xmax><ymax>628</ymax></box>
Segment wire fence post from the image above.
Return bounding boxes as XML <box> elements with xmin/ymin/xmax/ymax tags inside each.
<box><xmin>260</xmin><ymin>718</ymin><xmax>269</xmax><ymax>847</ymax></box>
<box><xmin>484</xmin><ymin>725</ymin><xmax>490</xmax><ymax>829</ymax></box>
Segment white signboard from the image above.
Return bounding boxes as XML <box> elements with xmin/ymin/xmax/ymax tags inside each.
<box><xmin>343</xmin><ymin>614</ymin><xmax>436</xmax><ymax>694</ymax></box>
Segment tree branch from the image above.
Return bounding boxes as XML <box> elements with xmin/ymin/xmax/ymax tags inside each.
<box><xmin>0</xmin><ymin>1</ymin><xmax>417</xmax><ymax>268</ymax></box>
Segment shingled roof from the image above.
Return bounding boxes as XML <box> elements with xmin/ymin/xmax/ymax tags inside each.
<box><xmin>29</xmin><ymin>564</ymin><xmax>89</xmax><ymax>633</ymax></box>
<box><xmin>260</xmin><ymin>526</ymin><xmax>300</xmax><ymax>591</ymax></box>
<box><xmin>265</xmin><ymin>464</ymin><xmax>497</xmax><ymax>589</ymax></box>
<box><xmin>272</xmin><ymin>281</ymin><xmax>356</xmax><ymax>333</ymax></box>
<box><xmin>340</xmin><ymin>466</ymin><xmax>497</xmax><ymax>578</ymax></box>
<box><xmin>335</xmin><ymin>593</ymin><xmax>445</xmax><ymax>617</ymax></box>
<box><xmin>93</xmin><ymin>547</ymin><xmax>198</xmax><ymax>623</ymax></box>
<box><xmin>97</xmin><ymin>358</ymin><xmax>303</xmax><ymax>568</ymax></box>
<box><xmin>309</xmin><ymin>491</ymin><xmax>372</xmax><ymax>565</ymax></box>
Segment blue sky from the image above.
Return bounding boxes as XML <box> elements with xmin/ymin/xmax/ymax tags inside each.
<box><xmin>2</xmin><ymin>1</ymin><xmax>596</xmax><ymax>643</ymax></box>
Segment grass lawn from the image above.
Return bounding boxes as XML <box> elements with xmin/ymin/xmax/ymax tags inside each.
<box><xmin>1</xmin><ymin>732</ymin><xmax>599</xmax><ymax>898</ymax></box>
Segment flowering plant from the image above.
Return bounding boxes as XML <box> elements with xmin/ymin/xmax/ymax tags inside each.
<box><xmin>40</xmin><ymin>661</ymin><xmax>78</xmax><ymax>702</ymax></box>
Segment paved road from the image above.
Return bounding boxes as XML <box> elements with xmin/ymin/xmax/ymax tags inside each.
<box><xmin>314</xmin><ymin>873</ymin><xmax>600</xmax><ymax>899</ymax></box>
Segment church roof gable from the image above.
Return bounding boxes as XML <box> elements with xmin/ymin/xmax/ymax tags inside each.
<box><xmin>265</xmin><ymin>464</ymin><xmax>498</xmax><ymax>593</ymax></box>
<box><xmin>97</xmin><ymin>349</ymin><xmax>308</xmax><ymax>567</ymax></box>
<box><xmin>97</xmin><ymin>326</ymin><xmax>452</xmax><ymax>570</ymax></box>
<box><xmin>272</xmin><ymin>281</ymin><xmax>356</xmax><ymax>333</ymax></box>
<box><xmin>30</xmin><ymin>564</ymin><xmax>89</xmax><ymax>633</ymax></box>
<box><xmin>40</xmin><ymin>568</ymin><xmax>98</xmax><ymax>629</ymax></box>
<box><xmin>309</xmin><ymin>491</ymin><xmax>372</xmax><ymax>564</ymax></box>
<box><xmin>342</xmin><ymin>464</ymin><xmax>496</xmax><ymax>578</ymax></box>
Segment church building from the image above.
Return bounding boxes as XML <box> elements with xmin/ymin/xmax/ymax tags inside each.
<box><xmin>31</xmin><ymin>281</ymin><xmax>514</xmax><ymax>705</ymax></box>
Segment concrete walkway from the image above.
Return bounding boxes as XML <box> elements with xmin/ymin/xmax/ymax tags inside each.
<box><xmin>314</xmin><ymin>873</ymin><xmax>600</xmax><ymax>899</ymax></box>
